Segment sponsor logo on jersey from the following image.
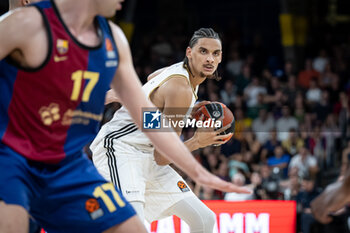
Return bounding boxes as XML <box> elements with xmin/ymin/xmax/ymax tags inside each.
<box><xmin>105</xmin><ymin>38</ymin><xmax>116</xmax><ymax>59</ymax></box>
<box><xmin>56</xmin><ymin>39</ymin><xmax>69</xmax><ymax>55</ymax></box>
<box><xmin>38</xmin><ymin>103</ymin><xmax>60</xmax><ymax>126</ymax></box>
<box><xmin>125</xmin><ymin>190</ymin><xmax>140</xmax><ymax>194</ymax></box>
<box><xmin>105</xmin><ymin>60</ymin><xmax>118</xmax><ymax>67</ymax></box>
<box><xmin>54</xmin><ymin>55</ymin><xmax>68</xmax><ymax>62</ymax></box>
<box><xmin>62</xmin><ymin>109</ymin><xmax>102</xmax><ymax>126</ymax></box>
<box><xmin>177</xmin><ymin>181</ymin><xmax>190</xmax><ymax>192</ymax></box>
<box><xmin>85</xmin><ymin>198</ymin><xmax>104</xmax><ymax>220</ymax></box>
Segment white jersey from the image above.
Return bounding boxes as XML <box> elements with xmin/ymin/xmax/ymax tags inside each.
<box><xmin>91</xmin><ymin>62</ymin><xmax>198</xmax><ymax>151</ymax></box>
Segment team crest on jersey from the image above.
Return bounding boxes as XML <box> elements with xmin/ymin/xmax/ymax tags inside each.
<box><xmin>105</xmin><ymin>38</ymin><xmax>116</xmax><ymax>59</ymax></box>
<box><xmin>177</xmin><ymin>181</ymin><xmax>190</xmax><ymax>192</ymax></box>
<box><xmin>85</xmin><ymin>198</ymin><xmax>104</xmax><ymax>220</ymax></box>
<box><xmin>57</xmin><ymin>39</ymin><xmax>69</xmax><ymax>54</ymax></box>
<box><xmin>38</xmin><ymin>103</ymin><xmax>60</xmax><ymax>126</ymax></box>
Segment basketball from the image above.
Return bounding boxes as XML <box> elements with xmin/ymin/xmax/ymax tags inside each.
<box><xmin>193</xmin><ymin>101</ymin><xmax>235</xmax><ymax>140</ymax></box>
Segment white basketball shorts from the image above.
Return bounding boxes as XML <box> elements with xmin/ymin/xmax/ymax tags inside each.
<box><xmin>91</xmin><ymin>139</ymin><xmax>194</xmax><ymax>222</ymax></box>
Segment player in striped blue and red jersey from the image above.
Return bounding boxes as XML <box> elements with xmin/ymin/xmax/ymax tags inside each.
<box><xmin>3</xmin><ymin>2</ymin><xmax>43</xmax><ymax>233</ymax></box>
<box><xmin>0</xmin><ymin>0</ymin><xmax>250</xmax><ymax>232</ymax></box>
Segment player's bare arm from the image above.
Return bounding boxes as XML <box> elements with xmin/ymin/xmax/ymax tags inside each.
<box><xmin>108</xmin><ymin>22</ymin><xmax>251</xmax><ymax>194</ymax></box>
<box><xmin>0</xmin><ymin>7</ymin><xmax>47</xmax><ymax>67</ymax></box>
<box><xmin>151</xmin><ymin>76</ymin><xmax>193</xmax><ymax>165</ymax></box>
<box><xmin>105</xmin><ymin>67</ymin><xmax>167</xmax><ymax>105</ymax></box>
<box><xmin>147</xmin><ymin>67</ymin><xmax>167</xmax><ymax>81</ymax></box>
<box><xmin>105</xmin><ymin>89</ymin><xmax>120</xmax><ymax>105</ymax></box>
<box><xmin>311</xmin><ymin>167</ymin><xmax>350</xmax><ymax>224</ymax></box>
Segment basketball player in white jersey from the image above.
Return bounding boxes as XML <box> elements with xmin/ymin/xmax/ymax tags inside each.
<box><xmin>91</xmin><ymin>28</ymin><xmax>250</xmax><ymax>233</ymax></box>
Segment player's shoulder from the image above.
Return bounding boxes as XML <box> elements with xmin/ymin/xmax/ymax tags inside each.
<box><xmin>108</xmin><ymin>20</ymin><xmax>121</xmax><ymax>32</ymax></box>
<box><xmin>108</xmin><ymin>21</ymin><xmax>125</xmax><ymax>39</ymax></box>
<box><xmin>107</xmin><ymin>21</ymin><xmax>130</xmax><ymax>53</ymax></box>
<box><xmin>4</xmin><ymin>6</ymin><xmax>43</xmax><ymax>34</ymax></box>
<box><xmin>147</xmin><ymin>67</ymin><xmax>167</xmax><ymax>81</ymax></box>
<box><xmin>161</xmin><ymin>76</ymin><xmax>193</xmax><ymax>99</ymax></box>
<box><xmin>165</xmin><ymin>75</ymin><xmax>191</xmax><ymax>90</ymax></box>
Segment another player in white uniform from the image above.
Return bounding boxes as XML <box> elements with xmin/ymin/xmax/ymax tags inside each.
<box><xmin>91</xmin><ymin>28</ymin><xmax>247</xmax><ymax>233</ymax></box>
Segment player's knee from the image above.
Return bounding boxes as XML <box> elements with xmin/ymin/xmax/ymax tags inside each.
<box><xmin>202</xmin><ymin>208</ymin><xmax>216</xmax><ymax>232</ymax></box>
<box><xmin>0</xmin><ymin>202</ymin><xmax>28</xmax><ymax>233</ymax></box>
<box><xmin>189</xmin><ymin>206</ymin><xmax>215</xmax><ymax>233</ymax></box>
<box><xmin>208</xmin><ymin>208</ymin><xmax>216</xmax><ymax>225</ymax></box>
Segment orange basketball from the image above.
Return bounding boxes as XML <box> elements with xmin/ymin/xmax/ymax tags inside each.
<box><xmin>193</xmin><ymin>101</ymin><xmax>235</xmax><ymax>142</ymax></box>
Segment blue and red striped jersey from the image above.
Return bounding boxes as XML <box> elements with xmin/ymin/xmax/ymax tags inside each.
<box><xmin>0</xmin><ymin>1</ymin><xmax>119</xmax><ymax>163</ymax></box>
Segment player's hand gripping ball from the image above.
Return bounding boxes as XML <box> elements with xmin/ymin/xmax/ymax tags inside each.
<box><xmin>192</xmin><ymin>101</ymin><xmax>235</xmax><ymax>144</ymax></box>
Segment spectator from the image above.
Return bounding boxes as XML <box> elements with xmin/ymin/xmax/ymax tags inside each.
<box><xmin>233</xmin><ymin>94</ymin><xmax>247</xmax><ymax>112</ymax></box>
<box><xmin>282</xmin><ymin>128</ymin><xmax>305</xmax><ymax>156</ymax></box>
<box><xmin>220</xmin><ymin>137</ymin><xmax>242</xmax><ymax>158</ymax></box>
<box><xmin>267</xmin><ymin>76</ymin><xmax>281</xmax><ymax>97</ymax></box>
<box><xmin>314</xmin><ymin>89</ymin><xmax>332</xmax><ymax>122</ymax></box>
<box><xmin>260</xmin><ymin>165</ymin><xmax>282</xmax><ymax>199</ymax></box>
<box><xmin>267</xmin><ymin>145</ymin><xmax>290</xmax><ymax>179</ymax></box>
<box><xmin>226</xmin><ymin>50</ymin><xmax>243</xmax><ymax>77</ymax></box>
<box><xmin>264</xmin><ymin>77</ymin><xmax>284</xmax><ymax>107</ymax></box>
<box><xmin>228</xmin><ymin>153</ymin><xmax>250</xmax><ymax>179</ymax></box>
<box><xmin>220</xmin><ymin>79</ymin><xmax>237</xmax><ymax>106</ymax></box>
<box><xmin>328</xmin><ymin>74</ymin><xmax>342</xmax><ymax>106</ymax></box>
<box><xmin>247</xmin><ymin>92</ymin><xmax>268</xmax><ymax>119</ymax></box>
<box><xmin>233</xmin><ymin>108</ymin><xmax>250</xmax><ymax>141</ymax></box>
<box><xmin>320</xmin><ymin>63</ymin><xmax>337</xmax><ymax>88</ymax></box>
<box><xmin>322</xmin><ymin>114</ymin><xmax>341</xmax><ymax>168</ymax></box>
<box><xmin>300</xmin><ymin>123</ymin><xmax>311</xmax><ymax>146</ymax></box>
<box><xmin>225</xmin><ymin>173</ymin><xmax>253</xmax><ymax>201</ymax></box>
<box><xmin>207</xmin><ymin>152</ymin><xmax>220</xmax><ymax>174</ymax></box>
<box><xmin>244</xmin><ymin>76</ymin><xmax>267</xmax><ymax>109</ymax></box>
<box><xmin>208</xmin><ymin>91</ymin><xmax>220</xmax><ymax>102</ymax></box>
<box><xmin>261</xmin><ymin>68</ymin><xmax>273</xmax><ymax>86</ymax></box>
<box><xmin>279</xmin><ymin>167</ymin><xmax>300</xmax><ymax>200</ymax></box>
<box><xmin>298</xmin><ymin>58</ymin><xmax>320</xmax><ymax>89</ymax></box>
<box><xmin>276</xmin><ymin>105</ymin><xmax>299</xmax><ymax>141</ymax></box>
<box><xmin>312</xmin><ymin>49</ymin><xmax>329</xmax><ymax>73</ymax></box>
<box><xmin>294</xmin><ymin>92</ymin><xmax>306</xmax><ymax>123</ymax></box>
<box><xmin>283</xmin><ymin>75</ymin><xmax>299</xmax><ymax>106</ymax></box>
<box><xmin>333</xmin><ymin>92</ymin><xmax>350</xmax><ymax>143</ymax></box>
<box><xmin>242</xmin><ymin>129</ymin><xmax>262</xmax><ymax>164</ymax></box>
<box><xmin>248</xmin><ymin>172</ymin><xmax>264</xmax><ymax>199</ymax></box>
<box><xmin>217</xmin><ymin>160</ymin><xmax>230</xmax><ymax>182</ymax></box>
<box><xmin>252</xmin><ymin>108</ymin><xmax>275</xmax><ymax>144</ymax></box>
<box><xmin>235</xmin><ymin>64</ymin><xmax>252</xmax><ymax>95</ymax></box>
<box><xmin>206</xmin><ymin>79</ymin><xmax>219</xmax><ymax>95</ymax></box>
<box><xmin>280</xmin><ymin>60</ymin><xmax>296</xmax><ymax>83</ymax></box>
<box><xmin>289</xmin><ymin>147</ymin><xmax>318</xmax><ymax>179</ymax></box>
<box><xmin>296</xmin><ymin>177</ymin><xmax>321</xmax><ymax>233</ymax></box>
<box><xmin>307</xmin><ymin>125</ymin><xmax>327</xmax><ymax>168</ymax></box>
<box><xmin>305</xmin><ymin>78</ymin><xmax>322</xmax><ymax>106</ymax></box>
<box><xmin>261</xmin><ymin>129</ymin><xmax>281</xmax><ymax>162</ymax></box>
